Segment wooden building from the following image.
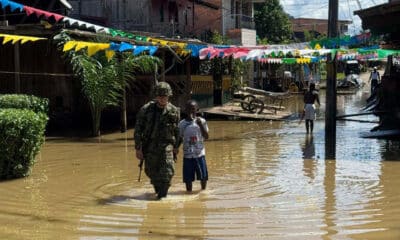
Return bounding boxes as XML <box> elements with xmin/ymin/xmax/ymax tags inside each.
<box><xmin>0</xmin><ymin>26</ymin><xmax>199</xmax><ymax>130</ymax></box>
<box><xmin>354</xmin><ymin>0</ymin><xmax>400</xmax><ymax>47</ymax></box>
<box><xmin>354</xmin><ymin>0</ymin><xmax>400</xmax><ymax>132</ymax></box>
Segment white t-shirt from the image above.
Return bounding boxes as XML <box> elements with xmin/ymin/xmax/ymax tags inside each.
<box><xmin>371</xmin><ymin>71</ymin><xmax>380</xmax><ymax>80</ymax></box>
<box><xmin>178</xmin><ymin>117</ymin><xmax>208</xmax><ymax>158</ymax></box>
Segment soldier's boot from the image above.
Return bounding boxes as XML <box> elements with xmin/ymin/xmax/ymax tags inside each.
<box><xmin>185</xmin><ymin>182</ymin><xmax>192</xmax><ymax>192</ymax></box>
<box><xmin>157</xmin><ymin>184</ymin><xmax>169</xmax><ymax>199</ymax></box>
<box><xmin>153</xmin><ymin>185</ymin><xmax>159</xmax><ymax>194</ymax></box>
<box><xmin>201</xmin><ymin>180</ymin><xmax>207</xmax><ymax>190</ymax></box>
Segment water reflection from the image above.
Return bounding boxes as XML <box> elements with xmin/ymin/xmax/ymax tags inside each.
<box><xmin>323</xmin><ymin>159</ymin><xmax>338</xmax><ymax>238</ymax></box>
<box><xmin>302</xmin><ymin>135</ymin><xmax>316</xmax><ymax>159</ymax></box>
<box><xmin>380</xmin><ymin>140</ymin><xmax>400</xmax><ymax>161</ymax></box>
<box><xmin>302</xmin><ymin>135</ymin><xmax>317</xmax><ymax>181</ymax></box>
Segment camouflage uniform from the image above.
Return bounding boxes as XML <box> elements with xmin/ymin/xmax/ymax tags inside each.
<box><xmin>134</xmin><ymin>82</ymin><xmax>181</xmax><ymax>198</ymax></box>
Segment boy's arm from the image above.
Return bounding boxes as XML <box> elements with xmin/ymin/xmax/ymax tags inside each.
<box><xmin>196</xmin><ymin>118</ymin><xmax>209</xmax><ymax>140</ymax></box>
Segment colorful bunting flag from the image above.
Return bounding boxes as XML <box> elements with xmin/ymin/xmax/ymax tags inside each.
<box><xmin>63</xmin><ymin>41</ymin><xmax>110</xmax><ymax>56</ymax></box>
<box><xmin>62</xmin><ymin>17</ymin><xmax>109</xmax><ymax>33</ymax></box>
<box><xmin>0</xmin><ymin>33</ymin><xmax>46</xmax><ymax>44</ymax></box>
<box><xmin>0</xmin><ymin>0</ymin><xmax>23</xmax><ymax>12</ymax></box>
<box><xmin>186</xmin><ymin>44</ymin><xmax>207</xmax><ymax>57</ymax></box>
<box><xmin>24</xmin><ymin>6</ymin><xmax>64</xmax><ymax>22</ymax></box>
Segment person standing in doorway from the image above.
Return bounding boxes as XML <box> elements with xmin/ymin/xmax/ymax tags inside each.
<box><xmin>369</xmin><ymin>66</ymin><xmax>380</xmax><ymax>93</ymax></box>
<box><xmin>303</xmin><ymin>83</ymin><xmax>320</xmax><ymax>134</ymax></box>
<box><xmin>178</xmin><ymin>100</ymin><xmax>209</xmax><ymax>192</ymax></box>
<box><xmin>134</xmin><ymin>82</ymin><xmax>182</xmax><ymax>199</ymax></box>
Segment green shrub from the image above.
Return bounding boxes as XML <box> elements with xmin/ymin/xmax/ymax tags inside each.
<box><xmin>0</xmin><ymin>109</ymin><xmax>48</xmax><ymax>180</ymax></box>
<box><xmin>0</xmin><ymin>94</ymin><xmax>49</xmax><ymax>114</ymax></box>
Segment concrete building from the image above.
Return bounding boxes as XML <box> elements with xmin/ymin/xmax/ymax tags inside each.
<box><xmin>291</xmin><ymin>18</ymin><xmax>352</xmax><ymax>40</ymax></box>
<box><xmin>193</xmin><ymin>0</ymin><xmax>258</xmax><ymax>45</ymax></box>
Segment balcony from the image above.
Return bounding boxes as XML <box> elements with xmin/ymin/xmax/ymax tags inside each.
<box><xmin>225</xmin><ymin>14</ymin><xmax>255</xmax><ymax>31</ymax></box>
<box><xmin>149</xmin><ymin>21</ymin><xmax>193</xmax><ymax>38</ymax></box>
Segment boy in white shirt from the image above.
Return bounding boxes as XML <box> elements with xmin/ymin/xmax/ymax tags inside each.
<box><xmin>178</xmin><ymin>100</ymin><xmax>209</xmax><ymax>192</ymax></box>
<box><xmin>369</xmin><ymin>67</ymin><xmax>380</xmax><ymax>93</ymax></box>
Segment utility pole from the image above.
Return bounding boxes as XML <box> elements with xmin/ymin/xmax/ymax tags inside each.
<box><xmin>192</xmin><ymin>1</ymin><xmax>195</xmax><ymax>30</ymax></box>
<box><xmin>325</xmin><ymin>0</ymin><xmax>338</xmax><ymax>159</ymax></box>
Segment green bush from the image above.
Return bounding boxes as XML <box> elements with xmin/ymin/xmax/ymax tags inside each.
<box><xmin>0</xmin><ymin>109</ymin><xmax>48</xmax><ymax>180</ymax></box>
<box><xmin>0</xmin><ymin>94</ymin><xmax>49</xmax><ymax>114</ymax></box>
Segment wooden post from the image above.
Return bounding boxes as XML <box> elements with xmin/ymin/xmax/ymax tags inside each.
<box><xmin>121</xmin><ymin>88</ymin><xmax>127</xmax><ymax>133</ymax></box>
<box><xmin>14</xmin><ymin>42</ymin><xmax>21</xmax><ymax>93</ymax></box>
<box><xmin>117</xmin><ymin>53</ymin><xmax>127</xmax><ymax>133</ymax></box>
<box><xmin>192</xmin><ymin>1</ymin><xmax>195</xmax><ymax>29</ymax></box>
<box><xmin>325</xmin><ymin>53</ymin><xmax>337</xmax><ymax>160</ymax></box>
<box><xmin>325</xmin><ymin>0</ymin><xmax>338</xmax><ymax>160</ymax></box>
<box><xmin>328</xmin><ymin>0</ymin><xmax>339</xmax><ymax>39</ymax></box>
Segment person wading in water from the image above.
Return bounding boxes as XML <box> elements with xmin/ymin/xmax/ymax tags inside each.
<box><xmin>369</xmin><ymin>66</ymin><xmax>380</xmax><ymax>94</ymax></box>
<box><xmin>178</xmin><ymin>100</ymin><xmax>209</xmax><ymax>192</ymax></box>
<box><xmin>134</xmin><ymin>82</ymin><xmax>182</xmax><ymax>199</ymax></box>
<box><xmin>303</xmin><ymin>83</ymin><xmax>320</xmax><ymax>134</ymax></box>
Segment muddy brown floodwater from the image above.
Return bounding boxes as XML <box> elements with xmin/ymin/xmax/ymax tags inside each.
<box><xmin>1</xmin><ymin>77</ymin><xmax>399</xmax><ymax>239</ymax></box>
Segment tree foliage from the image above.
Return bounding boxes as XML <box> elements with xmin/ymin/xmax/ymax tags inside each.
<box><xmin>54</xmin><ymin>31</ymin><xmax>161</xmax><ymax>136</ymax></box>
<box><xmin>254</xmin><ymin>0</ymin><xmax>293</xmax><ymax>43</ymax></box>
<box><xmin>0</xmin><ymin>95</ymin><xmax>48</xmax><ymax>180</ymax></box>
<box><xmin>70</xmin><ymin>53</ymin><xmax>161</xmax><ymax>136</ymax></box>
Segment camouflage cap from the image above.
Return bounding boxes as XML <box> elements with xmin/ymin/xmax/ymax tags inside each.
<box><xmin>154</xmin><ymin>82</ymin><xmax>173</xmax><ymax>96</ymax></box>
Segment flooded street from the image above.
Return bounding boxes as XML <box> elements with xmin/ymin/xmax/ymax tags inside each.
<box><xmin>1</xmin><ymin>80</ymin><xmax>400</xmax><ymax>239</ymax></box>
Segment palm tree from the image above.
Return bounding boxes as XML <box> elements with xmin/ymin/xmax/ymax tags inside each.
<box><xmin>71</xmin><ymin>52</ymin><xmax>161</xmax><ymax>136</ymax></box>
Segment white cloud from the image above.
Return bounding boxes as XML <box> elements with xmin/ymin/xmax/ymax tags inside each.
<box><xmin>280</xmin><ymin>0</ymin><xmax>388</xmax><ymax>35</ymax></box>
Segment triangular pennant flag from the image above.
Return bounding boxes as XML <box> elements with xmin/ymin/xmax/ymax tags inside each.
<box><xmin>2</xmin><ymin>36</ymin><xmax>13</xmax><ymax>44</ymax></box>
<box><xmin>74</xmin><ymin>42</ymin><xmax>89</xmax><ymax>52</ymax></box>
<box><xmin>63</xmin><ymin>41</ymin><xmax>77</xmax><ymax>52</ymax></box>
<box><xmin>133</xmin><ymin>46</ymin><xmax>146</xmax><ymax>55</ymax></box>
<box><xmin>119</xmin><ymin>42</ymin><xmax>134</xmax><ymax>52</ymax></box>
<box><xmin>23</xmin><ymin>6</ymin><xmax>64</xmax><ymax>22</ymax></box>
<box><xmin>105</xmin><ymin>50</ymin><xmax>115</xmax><ymax>61</ymax></box>
<box><xmin>20</xmin><ymin>37</ymin><xmax>34</xmax><ymax>44</ymax></box>
<box><xmin>148</xmin><ymin>46</ymin><xmax>158</xmax><ymax>55</ymax></box>
<box><xmin>62</xmin><ymin>17</ymin><xmax>109</xmax><ymax>33</ymax></box>
<box><xmin>109</xmin><ymin>42</ymin><xmax>120</xmax><ymax>51</ymax></box>
<box><xmin>0</xmin><ymin>33</ymin><xmax>46</xmax><ymax>45</ymax></box>
<box><xmin>0</xmin><ymin>0</ymin><xmax>24</xmax><ymax>12</ymax></box>
<box><xmin>87</xmin><ymin>43</ymin><xmax>110</xmax><ymax>56</ymax></box>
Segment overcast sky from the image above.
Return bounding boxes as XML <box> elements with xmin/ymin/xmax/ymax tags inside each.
<box><xmin>280</xmin><ymin>0</ymin><xmax>388</xmax><ymax>35</ymax></box>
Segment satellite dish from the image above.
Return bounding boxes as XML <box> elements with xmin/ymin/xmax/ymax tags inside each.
<box><xmin>59</xmin><ymin>0</ymin><xmax>72</xmax><ymax>10</ymax></box>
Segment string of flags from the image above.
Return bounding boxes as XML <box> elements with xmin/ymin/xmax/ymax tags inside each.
<box><xmin>0</xmin><ymin>0</ymin><xmax>188</xmax><ymax>52</ymax></box>
<box><xmin>0</xmin><ymin>33</ymin><xmax>46</xmax><ymax>44</ymax></box>
<box><xmin>1</xmin><ymin>0</ymin><xmax>400</xmax><ymax>63</ymax></box>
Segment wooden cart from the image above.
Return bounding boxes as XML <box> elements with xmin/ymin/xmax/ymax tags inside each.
<box><xmin>233</xmin><ymin>87</ymin><xmax>291</xmax><ymax>114</ymax></box>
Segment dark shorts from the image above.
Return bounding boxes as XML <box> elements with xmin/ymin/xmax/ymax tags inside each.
<box><xmin>371</xmin><ymin>79</ymin><xmax>378</xmax><ymax>89</ymax></box>
<box><xmin>183</xmin><ymin>156</ymin><xmax>208</xmax><ymax>183</ymax></box>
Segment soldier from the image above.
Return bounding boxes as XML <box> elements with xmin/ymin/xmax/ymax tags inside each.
<box><xmin>134</xmin><ymin>82</ymin><xmax>182</xmax><ymax>199</ymax></box>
